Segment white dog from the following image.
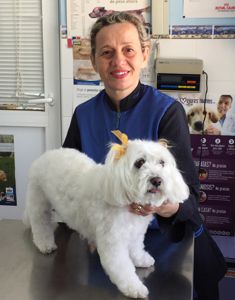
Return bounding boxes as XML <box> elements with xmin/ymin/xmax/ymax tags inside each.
<box><xmin>23</xmin><ymin>131</ymin><xmax>189</xmax><ymax>298</ymax></box>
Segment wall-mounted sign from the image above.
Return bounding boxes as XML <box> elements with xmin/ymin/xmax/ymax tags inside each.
<box><xmin>184</xmin><ymin>0</ymin><xmax>235</xmax><ymax>18</ymax></box>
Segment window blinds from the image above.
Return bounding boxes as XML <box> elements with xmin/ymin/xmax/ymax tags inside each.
<box><xmin>0</xmin><ymin>0</ymin><xmax>44</xmax><ymax>104</ymax></box>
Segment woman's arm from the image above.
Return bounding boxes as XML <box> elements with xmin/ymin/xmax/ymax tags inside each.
<box><xmin>157</xmin><ymin>101</ymin><xmax>202</xmax><ymax>228</ymax></box>
<box><xmin>62</xmin><ymin>109</ymin><xmax>82</xmax><ymax>151</ymax></box>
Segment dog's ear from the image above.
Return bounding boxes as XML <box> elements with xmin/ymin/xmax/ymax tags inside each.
<box><xmin>208</xmin><ymin>111</ymin><xmax>219</xmax><ymax>123</ymax></box>
<box><xmin>158</xmin><ymin>139</ymin><xmax>170</xmax><ymax>148</ymax></box>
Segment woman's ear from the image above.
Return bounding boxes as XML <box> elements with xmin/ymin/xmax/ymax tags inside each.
<box><xmin>90</xmin><ymin>54</ymin><xmax>98</xmax><ymax>72</ymax></box>
<box><xmin>142</xmin><ymin>44</ymin><xmax>150</xmax><ymax>68</ymax></box>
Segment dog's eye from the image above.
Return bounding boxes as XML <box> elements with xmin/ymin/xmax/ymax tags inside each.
<box><xmin>134</xmin><ymin>158</ymin><xmax>146</xmax><ymax>169</ymax></box>
<box><xmin>159</xmin><ymin>160</ymin><xmax>165</xmax><ymax>167</ymax></box>
<box><xmin>190</xmin><ymin>112</ymin><xmax>195</xmax><ymax>116</ymax></box>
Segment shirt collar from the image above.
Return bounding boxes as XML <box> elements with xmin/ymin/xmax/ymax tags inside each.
<box><xmin>104</xmin><ymin>82</ymin><xmax>145</xmax><ymax>112</ymax></box>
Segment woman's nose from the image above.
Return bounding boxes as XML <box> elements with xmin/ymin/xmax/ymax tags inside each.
<box><xmin>111</xmin><ymin>50</ymin><xmax>126</xmax><ymax>66</ymax></box>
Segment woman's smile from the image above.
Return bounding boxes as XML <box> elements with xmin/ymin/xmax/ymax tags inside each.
<box><xmin>110</xmin><ymin>69</ymin><xmax>130</xmax><ymax>79</ymax></box>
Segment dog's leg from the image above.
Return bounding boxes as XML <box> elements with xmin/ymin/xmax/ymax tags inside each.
<box><xmin>26</xmin><ymin>183</ymin><xmax>58</xmax><ymax>254</ymax></box>
<box><xmin>96</xmin><ymin>238</ymin><xmax>148</xmax><ymax>298</ymax></box>
<box><xmin>128</xmin><ymin>223</ymin><xmax>155</xmax><ymax>268</ymax></box>
<box><xmin>129</xmin><ymin>236</ymin><xmax>155</xmax><ymax>268</ymax></box>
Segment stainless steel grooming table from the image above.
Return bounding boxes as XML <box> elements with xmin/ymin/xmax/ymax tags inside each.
<box><xmin>0</xmin><ymin>219</ymin><xmax>194</xmax><ymax>300</ymax></box>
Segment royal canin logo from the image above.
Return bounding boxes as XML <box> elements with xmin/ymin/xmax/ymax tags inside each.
<box><xmin>215</xmin><ymin>2</ymin><xmax>235</xmax><ymax>12</ymax></box>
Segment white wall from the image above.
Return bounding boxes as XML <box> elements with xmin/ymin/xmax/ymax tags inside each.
<box><xmin>158</xmin><ymin>39</ymin><xmax>235</xmax><ymax>102</ymax></box>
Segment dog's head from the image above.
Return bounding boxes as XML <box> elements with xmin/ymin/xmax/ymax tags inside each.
<box><xmin>103</xmin><ymin>138</ymin><xmax>189</xmax><ymax>207</ymax></box>
<box><xmin>187</xmin><ymin>105</ymin><xmax>219</xmax><ymax>134</ymax></box>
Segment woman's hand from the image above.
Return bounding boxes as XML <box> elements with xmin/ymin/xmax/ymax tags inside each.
<box><xmin>129</xmin><ymin>200</ymin><xmax>179</xmax><ymax>218</ymax></box>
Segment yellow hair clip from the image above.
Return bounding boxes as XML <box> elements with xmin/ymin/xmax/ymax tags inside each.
<box><xmin>111</xmin><ymin>130</ymin><xmax>128</xmax><ymax>160</ymax></box>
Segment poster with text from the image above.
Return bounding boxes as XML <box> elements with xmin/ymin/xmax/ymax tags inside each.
<box><xmin>73</xmin><ymin>84</ymin><xmax>104</xmax><ymax>109</ymax></box>
<box><xmin>67</xmin><ymin>0</ymin><xmax>151</xmax><ymax>38</ymax></box>
<box><xmin>193</xmin><ymin>135</ymin><xmax>235</xmax><ymax>236</ymax></box>
<box><xmin>177</xmin><ymin>94</ymin><xmax>235</xmax><ymax>235</ymax></box>
<box><xmin>177</xmin><ymin>94</ymin><xmax>235</xmax><ymax>136</ymax></box>
<box><xmin>184</xmin><ymin>0</ymin><xmax>235</xmax><ymax>18</ymax></box>
<box><xmin>0</xmin><ymin>135</ymin><xmax>17</xmax><ymax>206</ymax></box>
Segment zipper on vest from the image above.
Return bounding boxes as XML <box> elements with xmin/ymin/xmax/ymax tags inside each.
<box><xmin>116</xmin><ymin>112</ymin><xmax>121</xmax><ymax>129</ymax></box>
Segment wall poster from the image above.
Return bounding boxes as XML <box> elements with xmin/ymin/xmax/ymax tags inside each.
<box><xmin>67</xmin><ymin>0</ymin><xmax>151</xmax><ymax>38</ymax></box>
<box><xmin>177</xmin><ymin>93</ymin><xmax>235</xmax><ymax>236</ymax></box>
<box><xmin>0</xmin><ymin>135</ymin><xmax>17</xmax><ymax>206</ymax></box>
<box><xmin>183</xmin><ymin>0</ymin><xmax>235</xmax><ymax>18</ymax></box>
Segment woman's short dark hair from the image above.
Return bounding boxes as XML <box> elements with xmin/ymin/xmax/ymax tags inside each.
<box><xmin>90</xmin><ymin>12</ymin><xmax>150</xmax><ymax>57</ymax></box>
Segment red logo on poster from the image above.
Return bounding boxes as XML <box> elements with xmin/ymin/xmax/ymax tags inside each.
<box><xmin>215</xmin><ymin>2</ymin><xmax>235</xmax><ymax>12</ymax></box>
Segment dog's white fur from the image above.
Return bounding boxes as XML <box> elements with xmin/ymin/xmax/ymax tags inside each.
<box><xmin>187</xmin><ymin>105</ymin><xmax>219</xmax><ymax>134</ymax></box>
<box><xmin>24</xmin><ymin>139</ymin><xmax>189</xmax><ymax>298</ymax></box>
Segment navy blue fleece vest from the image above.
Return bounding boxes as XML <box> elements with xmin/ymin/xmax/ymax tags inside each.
<box><xmin>75</xmin><ymin>85</ymin><xmax>174</xmax><ymax>163</ymax></box>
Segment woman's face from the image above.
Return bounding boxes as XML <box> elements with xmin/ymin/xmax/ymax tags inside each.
<box><xmin>91</xmin><ymin>22</ymin><xmax>149</xmax><ymax>101</ymax></box>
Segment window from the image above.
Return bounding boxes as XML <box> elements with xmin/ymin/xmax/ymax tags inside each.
<box><xmin>0</xmin><ymin>0</ymin><xmax>44</xmax><ymax>110</ymax></box>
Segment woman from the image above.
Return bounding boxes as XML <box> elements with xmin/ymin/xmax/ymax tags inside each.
<box><xmin>63</xmin><ymin>12</ymin><xmax>227</xmax><ymax>300</ymax></box>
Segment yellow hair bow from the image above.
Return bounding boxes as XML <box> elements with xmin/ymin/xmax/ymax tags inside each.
<box><xmin>111</xmin><ymin>130</ymin><xmax>128</xmax><ymax>160</ymax></box>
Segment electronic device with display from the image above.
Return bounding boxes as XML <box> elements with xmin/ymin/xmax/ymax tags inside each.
<box><xmin>156</xmin><ymin>58</ymin><xmax>203</xmax><ymax>92</ymax></box>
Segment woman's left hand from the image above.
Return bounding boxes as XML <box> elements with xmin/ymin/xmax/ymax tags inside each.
<box><xmin>129</xmin><ymin>200</ymin><xmax>179</xmax><ymax>218</ymax></box>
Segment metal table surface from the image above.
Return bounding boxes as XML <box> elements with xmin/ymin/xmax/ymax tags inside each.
<box><xmin>0</xmin><ymin>219</ymin><xmax>194</xmax><ymax>300</ymax></box>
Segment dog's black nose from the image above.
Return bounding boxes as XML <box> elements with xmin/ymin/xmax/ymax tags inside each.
<box><xmin>194</xmin><ymin>121</ymin><xmax>203</xmax><ymax>131</ymax></box>
<box><xmin>150</xmin><ymin>177</ymin><xmax>161</xmax><ymax>187</ymax></box>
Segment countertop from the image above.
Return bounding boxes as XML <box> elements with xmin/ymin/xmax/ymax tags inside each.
<box><xmin>0</xmin><ymin>219</ymin><xmax>194</xmax><ymax>300</ymax></box>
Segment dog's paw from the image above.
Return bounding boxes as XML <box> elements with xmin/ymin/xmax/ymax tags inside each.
<box><xmin>120</xmin><ymin>282</ymin><xmax>149</xmax><ymax>299</ymax></box>
<box><xmin>34</xmin><ymin>240</ymin><xmax>57</xmax><ymax>254</ymax></box>
<box><xmin>133</xmin><ymin>252</ymin><xmax>155</xmax><ymax>268</ymax></box>
<box><xmin>141</xmin><ymin>253</ymin><xmax>155</xmax><ymax>268</ymax></box>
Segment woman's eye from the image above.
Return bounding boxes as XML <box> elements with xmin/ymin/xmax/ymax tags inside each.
<box><xmin>134</xmin><ymin>158</ymin><xmax>146</xmax><ymax>169</ymax></box>
<box><xmin>100</xmin><ymin>50</ymin><xmax>113</xmax><ymax>58</ymax></box>
<box><xmin>124</xmin><ymin>48</ymin><xmax>135</xmax><ymax>56</ymax></box>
